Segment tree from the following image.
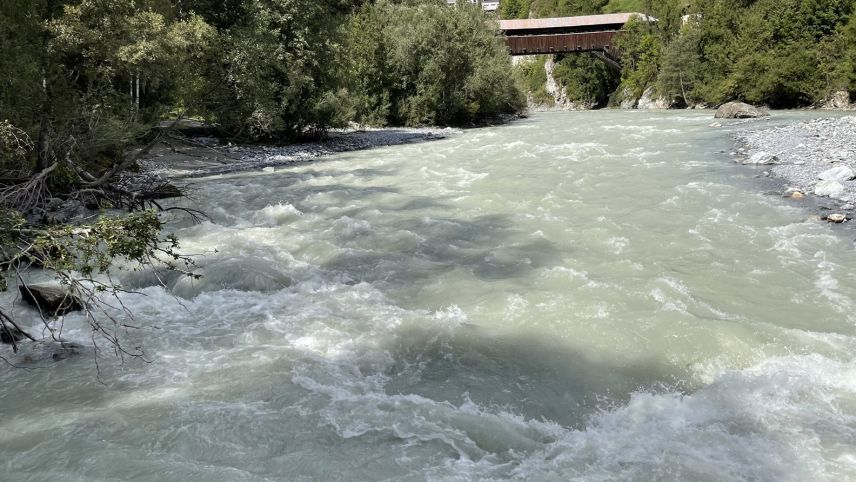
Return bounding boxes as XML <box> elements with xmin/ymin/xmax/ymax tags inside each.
<box><xmin>657</xmin><ymin>22</ymin><xmax>702</xmax><ymax>106</ymax></box>
<box><xmin>343</xmin><ymin>1</ymin><xmax>524</xmax><ymax>127</ymax></box>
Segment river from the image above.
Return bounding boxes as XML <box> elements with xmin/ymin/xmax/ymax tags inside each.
<box><xmin>2</xmin><ymin>111</ymin><xmax>855</xmax><ymax>481</ymax></box>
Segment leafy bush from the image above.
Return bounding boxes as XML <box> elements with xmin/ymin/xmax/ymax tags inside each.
<box><xmin>343</xmin><ymin>1</ymin><xmax>524</xmax><ymax>126</ymax></box>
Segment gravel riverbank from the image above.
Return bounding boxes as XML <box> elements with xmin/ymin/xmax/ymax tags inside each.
<box><xmin>735</xmin><ymin>116</ymin><xmax>856</xmax><ymax>216</ymax></box>
<box><xmin>136</xmin><ymin>127</ymin><xmax>456</xmax><ymax>180</ymax></box>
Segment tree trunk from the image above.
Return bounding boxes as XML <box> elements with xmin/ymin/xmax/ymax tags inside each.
<box><xmin>35</xmin><ymin>0</ymin><xmax>55</xmax><ymax>173</ymax></box>
<box><xmin>36</xmin><ymin>105</ymin><xmax>50</xmax><ymax>172</ymax></box>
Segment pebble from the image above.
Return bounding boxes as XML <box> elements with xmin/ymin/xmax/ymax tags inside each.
<box><xmin>736</xmin><ymin>117</ymin><xmax>856</xmax><ymax>204</ymax></box>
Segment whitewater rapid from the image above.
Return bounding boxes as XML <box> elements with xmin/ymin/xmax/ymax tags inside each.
<box><xmin>2</xmin><ymin>111</ymin><xmax>855</xmax><ymax>481</ymax></box>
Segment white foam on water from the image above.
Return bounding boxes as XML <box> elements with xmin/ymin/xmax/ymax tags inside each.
<box><xmin>4</xmin><ymin>111</ymin><xmax>856</xmax><ymax>481</ymax></box>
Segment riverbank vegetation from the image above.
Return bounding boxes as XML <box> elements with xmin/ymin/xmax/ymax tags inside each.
<box><xmin>505</xmin><ymin>0</ymin><xmax>856</xmax><ymax>109</ymax></box>
<box><xmin>0</xmin><ymin>0</ymin><xmax>521</xmax><ymax>359</ymax></box>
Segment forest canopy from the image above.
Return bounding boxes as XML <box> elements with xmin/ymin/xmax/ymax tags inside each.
<box><xmin>503</xmin><ymin>0</ymin><xmax>856</xmax><ymax>109</ymax></box>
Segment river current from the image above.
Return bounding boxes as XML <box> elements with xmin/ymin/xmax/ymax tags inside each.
<box><xmin>2</xmin><ymin>111</ymin><xmax>856</xmax><ymax>481</ymax></box>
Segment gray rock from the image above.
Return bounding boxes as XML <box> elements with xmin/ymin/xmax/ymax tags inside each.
<box><xmin>826</xmin><ymin>213</ymin><xmax>848</xmax><ymax>223</ymax></box>
<box><xmin>743</xmin><ymin>152</ymin><xmax>778</xmax><ymax>165</ymax></box>
<box><xmin>714</xmin><ymin>102</ymin><xmax>770</xmax><ymax>119</ymax></box>
<box><xmin>818</xmin><ymin>165</ymin><xmax>856</xmax><ymax>182</ymax></box>
<box><xmin>19</xmin><ymin>284</ymin><xmax>84</xmax><ymax>317</ymax></box>
<box><xmin>42</xmin><ymin>199</ymin><xmax>86</xmax><ymax>225</ymax></box>
<box><xmin>815</xmin><ymin>179</ymin><xmax>846</xmax><ymax>197</ymax></box>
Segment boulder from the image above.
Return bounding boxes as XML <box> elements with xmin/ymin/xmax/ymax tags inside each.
<box><xmin>19</xmin><ymin>284</ymin><xmax>84</xmax><ymax>317</ymax></box>
<box><xmin>818</xmin><ymin>165</ymin><xmax>856</xmax><ymax>182</ymax></box>
<box><xmin>714</xmin><ymin>102</ymin><xmax>770</xmax><ymax>119</ymax></box>
<box><xmin>743</xmin><ymin>151</ymin><xmax>778</xmax><ymax>165</ymax></box>
<box><xmin>815</xmin><ymin>180</ymin><xmax>846</xmax><ymax>198</ymax></box>
<box><xmin>826</xmin><ymin>213</ymin><xmax>848</xmax><ymax>223</ymax></box>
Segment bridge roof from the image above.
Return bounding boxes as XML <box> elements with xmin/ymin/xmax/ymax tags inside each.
<box><xmin>498</xmin><ymin>12</ymin><xmax>649</xmax><ymax>32</ymax></box>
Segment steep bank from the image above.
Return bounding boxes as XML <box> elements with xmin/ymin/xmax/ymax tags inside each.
<box><xmin>735</xmin><ymin>116</ymin><xmax>856</xmax><ymax>217</ymax></box>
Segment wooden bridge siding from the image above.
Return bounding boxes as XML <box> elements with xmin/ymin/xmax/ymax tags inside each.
<box><xmin>504</xmin><ymin>31</ymin><xmax>617</xmax><ymax>55</ymax></box>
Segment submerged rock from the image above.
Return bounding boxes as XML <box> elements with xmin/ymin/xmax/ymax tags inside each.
<box><xmin>826</xmin><ymin>213</ymin><xmax>848</xmax><ymax>223</ymax></box>
<box><xmin>19</xmin><ymin>284</ymin><xmax>84</xmax><ymax>316</ymax></box>
<box><xmin>818</xmin><ymin>165</ymin><xmax>855</xmax><ymax>182</ymax></box>
<box><xmin>785</xmin><ymin>188</ymin><xmax>806</xmax><ymax>199</ymax></box>
<box><xmin>1</xmin><ymin>324</ymin><xmax>24</xmax><ymax>344</ymax></box>
<box><xmin>714</xmin><ymin>102</ymin><xmax>770</xmax><ymax>119</ymax></box>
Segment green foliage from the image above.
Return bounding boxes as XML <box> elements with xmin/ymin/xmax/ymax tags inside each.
<box><xmin>39</xmin><ymin>211</ymin><xmax>188</xmax><ymax>282</ymax></box>
<box><xmin>614</xmin><ymin>18</ymin><xmax>662</xmax><ymax>98</ymax></box>
<box><xmin>513</xmin><ymin>57</ymin><xmax>554</xmax><ymax>106</ymax></box>
<box><xmin>0</xmin><ymin>121</ymin><xmax>34</xmax><ymax>174</ymax></box>
<box><xmin>343</xmin><ymin>2</ymin><xmax>524</xmax><ymax>126</ymax></box>
<box><xmin>553</xmin><ymin>54</ymin><xmax>620</xmax><ymax>106</ymax></box>
<box><xmin>528</xmin><ymin>0</ymin><xmax>608</xmax><ymax>17</ymax></box>
<box><xmin>686</xmin><ymin>0</ymin><xmax>853</xmax><ymax>106</ymax></box>
<box><xmin>499</xmin><ymin>0</ymin><xmax>532</xmax><ymax>19</ymax></box>
<box><xmin>602</xmin><ymin>0</ymin><xmax>646</xmax><ymax>13</ymax></box>
<box><xmin>656</xmin><ymin>22</ymin><xmax>702</xmax><ymax>105</ymax></box>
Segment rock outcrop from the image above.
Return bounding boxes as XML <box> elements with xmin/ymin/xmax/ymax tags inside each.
<box><xmin>539</xmin><ymin>58</ymin><xmax>597</xmax><ymax>111</ymax></box>
<box><xmin>618</xmin><ymin>87</ymin><xmax>638</xmax><ymax>109</ymax></box>
<box><xmin>636</xmin><ymin>86</ymin><xmax>671</xmax><ymax>110</ymax></box>
<box><xmin>714</xmin><ymin>102</ymin><xmax>770</xmax><ymax>119</ymax></box>
<box><xmin>821</xmin><ymin>91</ymin><xmax>853</xmax><ymax>110</ymax></box>
<box><xmin>19</xmin><ymin>284</ymin><xmax>84</xmax><ymax>316</ymax></box>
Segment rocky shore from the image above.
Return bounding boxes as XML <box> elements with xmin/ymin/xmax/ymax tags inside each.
<box><xmin>137</xmin><ymin>127</ymin><xmax>455</xmax><ymax>180</ymax></box>
<box><xmin>735</xmin><ymin>116</ymin><xmax>856</xmax><ymax>221</ymax></box>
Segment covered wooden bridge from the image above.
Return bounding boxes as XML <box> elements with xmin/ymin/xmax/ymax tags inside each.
<box><xmin>499</xmin><ymin>13</ymin><xmax>650</xmax><ymax>66</ymax></box>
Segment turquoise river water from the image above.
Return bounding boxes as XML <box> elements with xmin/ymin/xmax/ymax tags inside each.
<box><xmin>1</xmin><ymin>111</ymin><xmax>855</xmax><ymax>481</ymax></box>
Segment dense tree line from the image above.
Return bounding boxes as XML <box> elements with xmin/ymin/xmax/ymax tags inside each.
<box><xmin>504</xmin><ymin>0</ymin><xmax>856</xmax><ymax>109</ymax></box>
